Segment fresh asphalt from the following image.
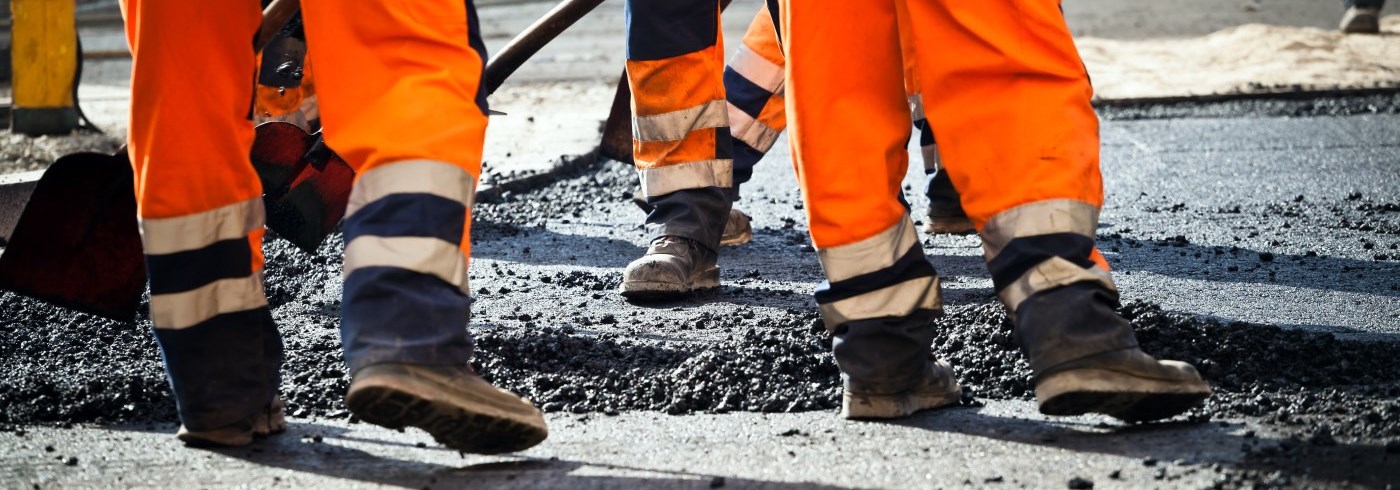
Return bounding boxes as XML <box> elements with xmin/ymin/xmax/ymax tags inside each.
<box><xmin>2</xmin><ymin>94</ymin><xmax>1397</xmax><ymax>489</ymax></box>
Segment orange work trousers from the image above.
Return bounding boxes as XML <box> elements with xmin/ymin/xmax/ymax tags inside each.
<box><xmin>123</xmin><ymin>0</ymin><xmax>487</xmax><ymax>430</ymax></box>
<box><xmin>625</xmin><ymin>0</ymin><xmax>733</xmax><ymax>250</ymax></box>
<box><xmin>781</xmin><ymin>0</ymin><xmax>1116</xmax><ymax>328</ymax></box>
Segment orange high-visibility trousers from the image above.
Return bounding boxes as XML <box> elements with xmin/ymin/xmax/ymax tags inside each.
<box><xmin>780</xmin><ymin>0</ymin><xmax>1116</xmax><ymax>326</ymax></box>
<box><xmin>123</xmin><ymin>0</ymin><xmax>487</xmax><ymax>430</ymax></box>
<box><xmin>725</xmin><ymin>2</ymin><xmax>963</xmax><ymax>215</ymax></box>
<box><xmin>626</xmin><ymin>0</ymin><xmax>733</xmax><ymax>250</ymax></box>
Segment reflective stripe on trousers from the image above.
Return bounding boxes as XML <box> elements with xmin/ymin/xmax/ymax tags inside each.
<box><xmin>340</xmin><ymin>160</ymin><xmax>478</xmax><ymax>373</ymax></box>
<box><xmin>982</xmin><ymin>199</ymin><xmax>1116</xmax><ymax>312</ymax></box>
<box><xmin>626</xmin><ymin>0</ymin><xmax>733</xmax><ymax>199</ymax></box>
<box><xmin>812</xmin><ymin>215</ymin><xmax>942</xmax><ymax>328</ymax></box>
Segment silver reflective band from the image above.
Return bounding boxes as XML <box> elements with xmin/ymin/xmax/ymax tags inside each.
<box><xmin>150</xmin><ymin>274</ymin><xmax>268</xmax><ymax>330</ymax></box>
<box><xmin>728</xmin><ymin>104</ymin><xmax>782</xmax><ymax>152</ymax></box>
<box><xmin>139</xmin><ymin>197</ymin><xmax>264</xmax><ymax>256</ymax></box>
<box><xmin>819</xmin><ymin>275</ymin><xmax>942</xmax><ymax>330</ymax></box>
<box><xmin>636</xmin><ymin>159</ymin><xmax>734</xmax><ymax>198</ymax></box>
<box><xmin>981</xmin><ymin>199</ymin><xmax>1100</xmax><ymax>261</ymax></box>
<box><xmin>729</xmin><ymin>44</ymin><xmax>785</xmax><ymax>94</ymax></box>
<box><xmin>344</xmin><ymin>235</ymin><xmax>470</xmax><ymax>294</ymax></box>
<box><xmin>346</xmin><ymin>160</ymin><xmax>477</xmax><ymax>219</ymax></box>
<box><xmin>999</xmin><ymin>256</ymin><xmax>1117</xmax><ymax>312</ymax></box>
<box><xmin>632</xmin><ymin>99</ymin><xmax>728</xmax><ymax>143</ymax></box>
<box><xmin>816</xmin><ymin>215</ymin><xmax>919</xmax><ymax>283</ymax></box>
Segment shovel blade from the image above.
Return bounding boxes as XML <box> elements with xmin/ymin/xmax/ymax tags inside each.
<box><xmin>265</xmin><ymin>153</ymin><xmax>354</xmax><ymax>253</ymax></box>
<box><xmin>599</xmin><ymin>71</ymin><xmax>634</xmax><ymax>164</ymax></box>
<box><xmin>250</xmin><ymin>121</ymin><xmax>313</xmax><ymax>200</ymax></box>
<box><xmin>0</xmin><ymin>151</ymin><xmax>146</xmax><ymax>321</ymax></box>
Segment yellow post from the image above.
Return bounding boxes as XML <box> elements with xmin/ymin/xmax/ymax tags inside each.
<box><xmin>9</xmin><ymin>0</ymin><xmax>78</xmax><ymax>135</ymax></box>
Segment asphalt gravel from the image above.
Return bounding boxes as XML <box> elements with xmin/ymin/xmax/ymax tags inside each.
<box><xmin>1</xmin><ymin>96</ymin><xmax>1398</xmax><ymax>489</ymax></box>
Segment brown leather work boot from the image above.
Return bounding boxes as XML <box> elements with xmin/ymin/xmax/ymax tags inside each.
<box><xmin>347</xmin><ymin>363</ymin><xmax>547</xmax><ymax>454</ymax></box>
<box><xmin>619</xmin><ymin>236</ymin><xmax>720</xmax><ymax>300</ymax></box>
<box><xmin>719</xmin><ymin>208</ymin><xmax>753</xmax><ymax>247</ymax></box>
<box><xmin>1035</xmin><ymin>348</ymin><xmax>1212</xmax><ymax>423</ymax></box>
<box><xmin>843</xmin><ymin>359</ymin><xmax>962</xmax><ymax>420</ymax></box>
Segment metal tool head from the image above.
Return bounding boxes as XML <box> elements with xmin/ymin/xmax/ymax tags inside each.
<box><xmin>0</xmin><ymin>151</ymin><xmax>145</xmax><ymax>321</ymax></box>
<box><xmin>264</xmin><ymin>144</ymin><xmax>354</xmax><ymax>254</ymax></box>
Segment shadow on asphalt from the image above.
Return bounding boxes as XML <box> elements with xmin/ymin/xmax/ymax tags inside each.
<box><xmin>183</xmin><ymin>421</ymin><xmax>854</xmax><ymax>489</ymax></box>
<box><xmin>887</xmin><ymin>406</ymin><xmax>1399</xmax><ymax>488</ymax></box>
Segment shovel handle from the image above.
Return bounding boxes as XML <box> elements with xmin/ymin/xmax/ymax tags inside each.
<box><xmin>483</xmin><ymin>0</ymin><xmax>606</xmax><ymax>95</ymax></box>
<box><xmin>256</xmin><ymin>0</ymin><xmax>301</xmax><ymax>52</ymax></box>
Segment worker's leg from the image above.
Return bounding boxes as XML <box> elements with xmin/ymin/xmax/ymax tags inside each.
<box><xmin>894</xmin><ymin>1</ymin><xmax>969</xmax><ymax>235</ymax></box>
<box><xmin>907</xmin><ymin>0</ymin><xmax>1209</xmax><ymax>421</ymax></box>
<box><xmin>913</xmin><ymin>108</ymin><xmax>970</xmax><ymax>234</ymax></box>
<box><xmin>301</xmin><ymin>0</ymin><xmax>545</xmax><ymax>453</ymax></box>
<box><xmin>725</xmin><ymin>5</ymin><xmax>786</xmax><ymax>199</ymax></box>
<box><xmin>781</xmin><ymin>0</ymin><xmax>957</xmax><ymax>419</ymax></box>
<box><xmin>122</xmin><ymin>0</ymin><xmax>283</xmax><ymax>440</ymax></box>
<box><xmin>620</xmin><ymin>0</ymin><xmax>733</xmax><ymax>298</ymax></box>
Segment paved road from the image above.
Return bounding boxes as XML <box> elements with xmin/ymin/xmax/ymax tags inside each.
<box><xmin>3</xmin><ymin>97</ymin><xmax>1397</xmax><ymax>489</ymax></box>
<box><xmin>0</xmin><ymin>403</ymin><xmax>1325</xmax><ymax>489</ymax></box>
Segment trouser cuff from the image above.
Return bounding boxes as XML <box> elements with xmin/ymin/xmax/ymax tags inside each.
<box><xmin>1014</xmin><ymin>282</ymin><xmax>1139</xmax><ymax>376</ymax></box>
<box><xmin>831</xmin><ymin>309</ymin><xmax>940</xmax><ymax>395</ymax></box>
<box><xmin>646</xmin><ymin>186</ymin><xmax>732</xmax><ymax>252</ymax></box>
<box><xmin>154</xmin><ymin>308</ymin><xmax>284</xmax><ymax>431</ymax></box>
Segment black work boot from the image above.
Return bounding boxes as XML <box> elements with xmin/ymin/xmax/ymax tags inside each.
<box><xmin>347</xmin><ymin>363</ymin><xmax>548</xmax><ymax>454</ymax></box>
<box><xmin>1017</xmin><ymin>283</ymin><xmax>1211</xmax><ymax>422</ymax></box>
<box><xmin>619</xmin><ymin>236</ymin><xmax>720</xmax><ymax>300</ymax></box>
<box><xmin>833</xmin><ymin>310</ymin><xmax>962</xmax><ymax>420</ymax></box>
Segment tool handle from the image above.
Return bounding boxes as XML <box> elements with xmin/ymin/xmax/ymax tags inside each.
<box><xmin>483</xmin><ymin>0</ymin><xmax>605</xmax><ymax>95</ymax></box>
<box><xmin>256</xmin><ymin>0</ymin><xmax>301</xmax><ymax>52</ymax></box>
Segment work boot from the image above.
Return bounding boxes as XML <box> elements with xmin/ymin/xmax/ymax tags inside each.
<box><xmin>923</xmin><ymin>168</ymin><xmax>974</xmax><ymax>235</ymax></box>
<box><xmin>1340</xmin><ymin>7</ymin><xmax>1381</xmax><ymax>34</ymax></box>
<box><xmin>176</xmin><ymin>396</ymin><xmax>287</xmax><ymax>447</ymax></box>
<box><xmin>829</xmin><ymin>309</ymin><xmax>956</xmax><ymax>420</ymax></box>
<box><xmin>1036</xmin><ymin>349</ymin><xmax>1212</xmax><ymax>423</ymax></box>
<box><xmin>619</xmin><ymin>236</ymin><xmax>720</xmax><ymax>300</ymax></box>
<box><xmin>1017</xmin><ymin>283</ymin><xmax>1211</xmax><ymax>422</ymax></box>
<box><xmin>925</xmin><ymin>207</ymin><xmax>975</xmax><ymax>235</ymax></box>
<box><xmin>346</xmin><ymin>363</ymin><xmax>548</xmax><ymax>454</ymax></box>
<box><xmin>719</xmin><ymin>208</ymin><xmax>753</xmax><ymax>247</ymax></box>
<box><xmin>843</xmin><ymin>359</ymin><xmax>962</xmax><ymax>420</ymax></box>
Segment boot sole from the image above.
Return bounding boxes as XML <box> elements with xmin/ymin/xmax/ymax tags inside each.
<box><xmin>842</xmin><ymin>384</ymin><xmax>962</xmax><ymax>420</ymax></box>
<box><xmin>1036</xmin><ymin>368</ymin><xmax>1211</xmax><ymax>423</ymax></box>
<box><xmin>619</xmin><ymin>266</ymin><xmax>720</xmax><ymax>301</ymax></box>
<box><xmin>347</xmin><ymin>375</ymin><xmax>548</xmax><ymax>454</ymax></box>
